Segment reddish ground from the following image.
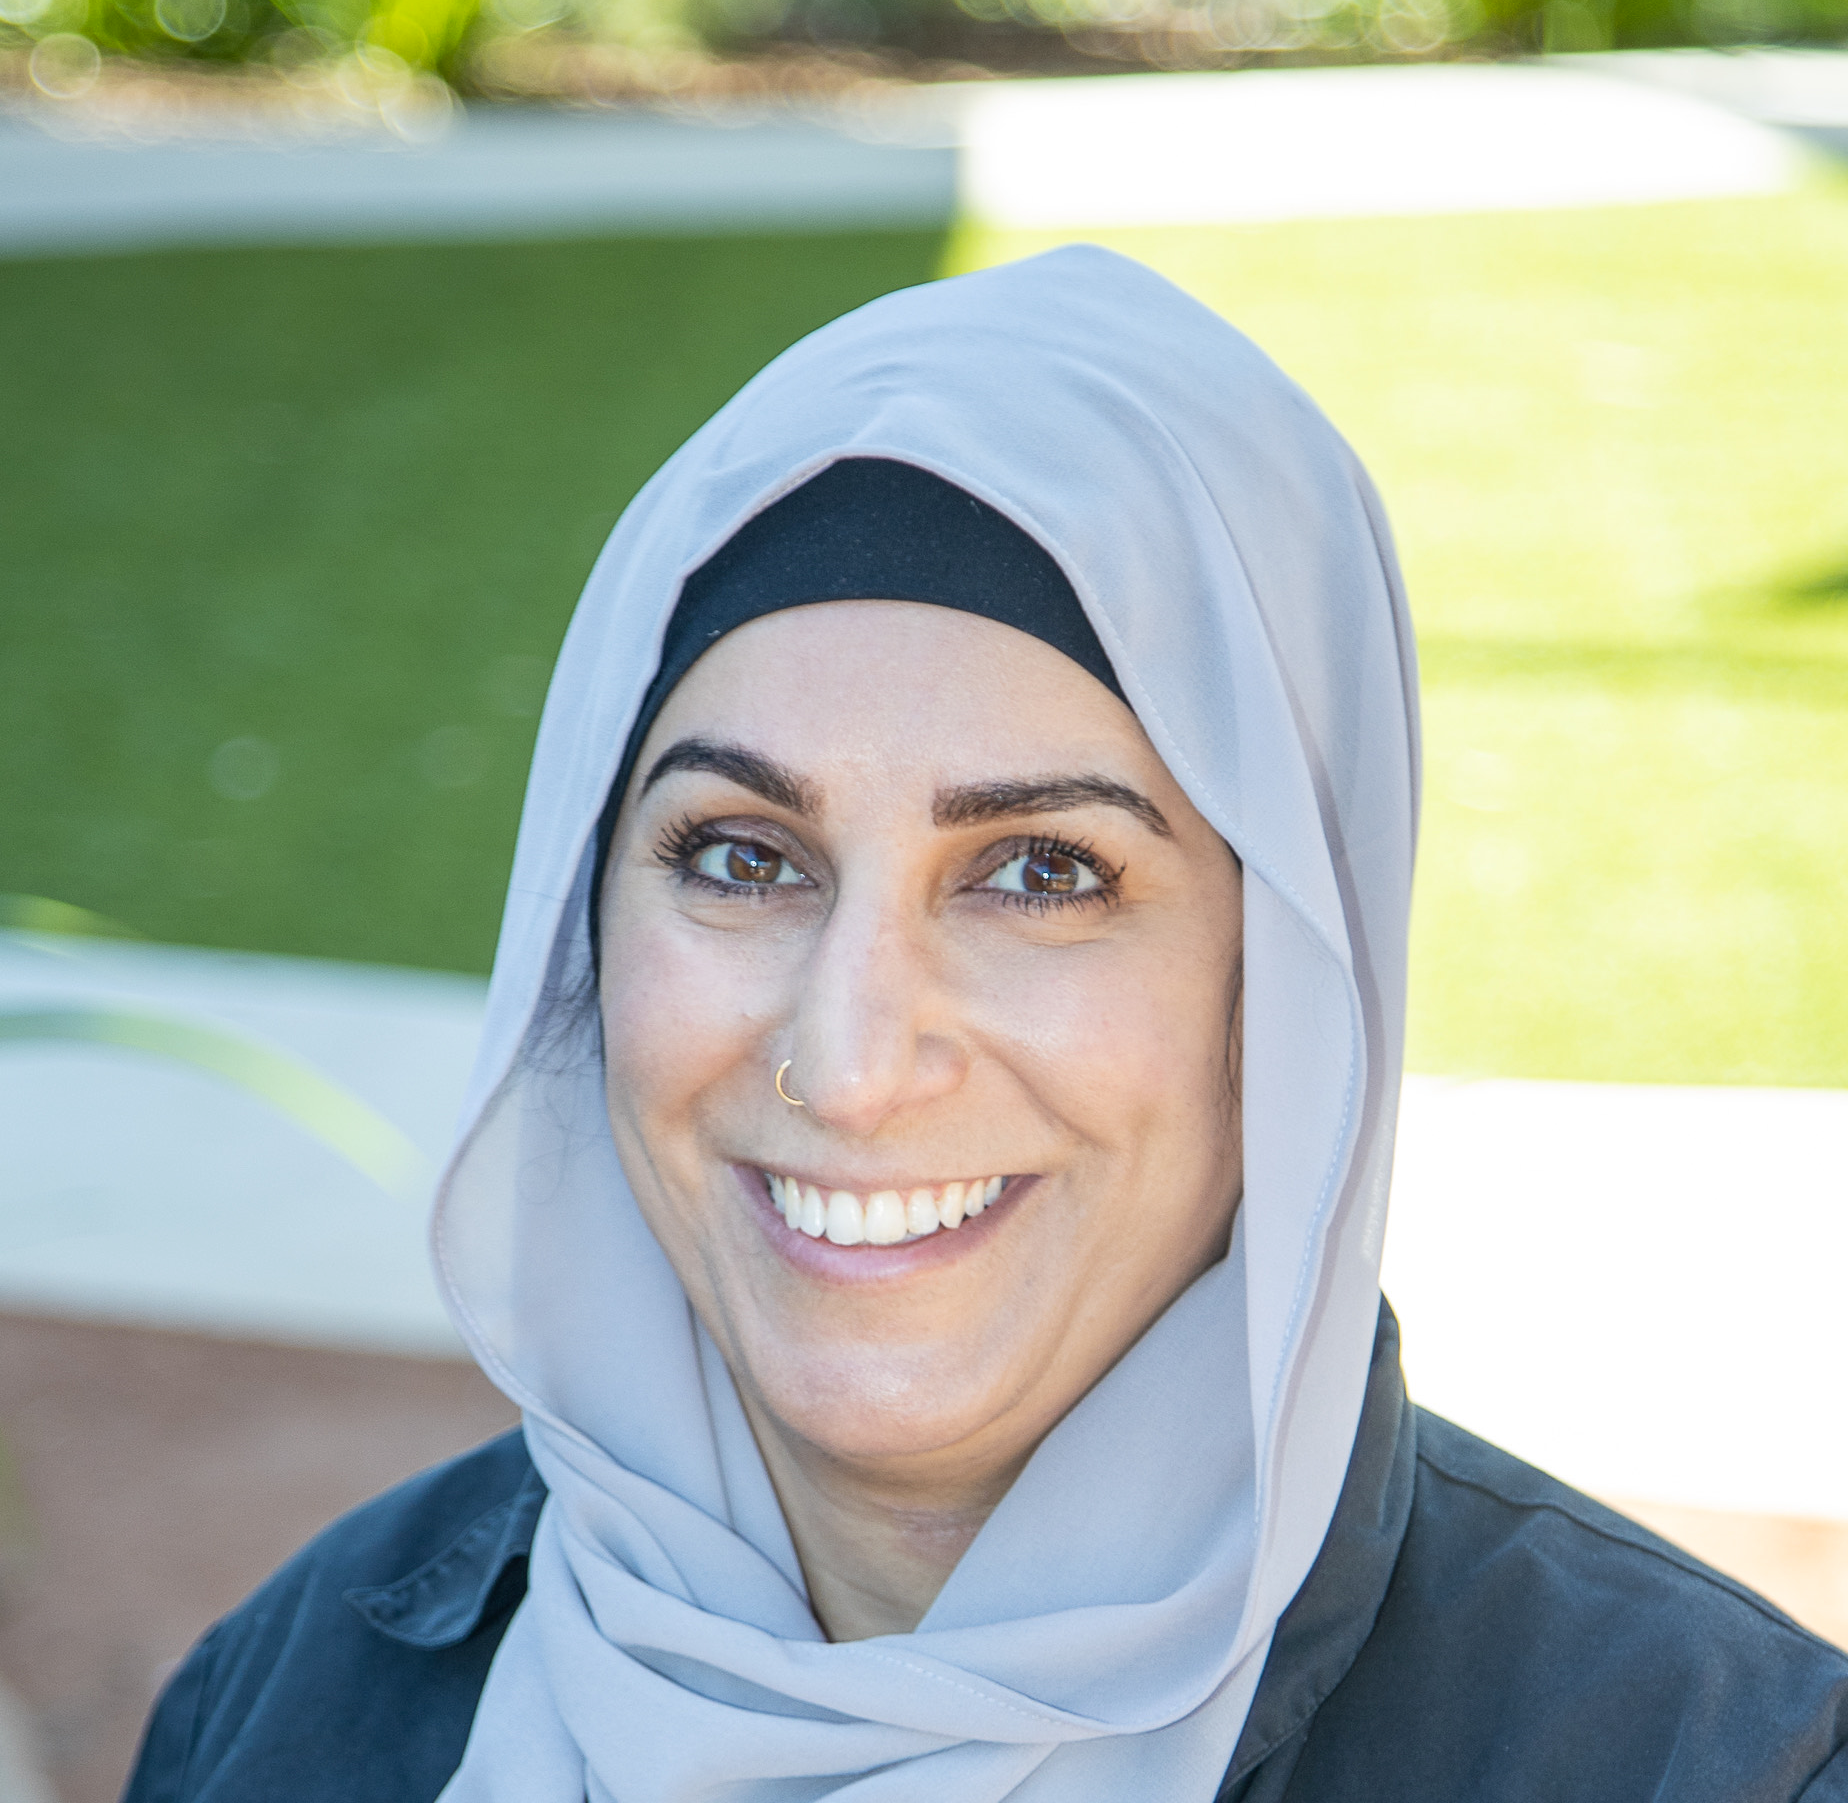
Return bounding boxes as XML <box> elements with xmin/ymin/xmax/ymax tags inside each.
<box><xmin>0</xmin><ymin>1313</ymin><xmax>517</xmax><ymax>1803</ymax></box>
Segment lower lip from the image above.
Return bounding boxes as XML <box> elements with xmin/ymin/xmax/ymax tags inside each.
<box><xmin>734</xmin><ymin>1167</ymin><xmax>1034</xmax><ymax>1283</ymax></box>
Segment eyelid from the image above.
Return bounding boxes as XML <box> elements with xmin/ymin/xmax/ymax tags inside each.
<box><xmin>654</xmin><ymin>812</ymin><xmax>819</xmax><ymax>889</ymax></box>
<box><xmin>657</xmin><ymin>812</ymin><xmax>807</xmax><ymax>857</ymax></box>
<box><xmin>967</xmin><ymin>833</ymin><xmax>1123</xmax><ymax>900</ymax></box>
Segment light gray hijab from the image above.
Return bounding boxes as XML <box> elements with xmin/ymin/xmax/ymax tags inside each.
<box><xmin>433</xmin><ymin>244</ymin><xmax>1419</xmax><ymax>1803</ymax></box>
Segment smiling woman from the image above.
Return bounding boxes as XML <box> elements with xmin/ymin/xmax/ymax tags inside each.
<box><xmin>124</xmin><ymin>247</ymin><xmax>1848</xmax><ymax>1803</ymax></box>
<box><xmin>600</xmin><ymin>592</ymin><xmax>1243</xmax><ymax>1643</ymax></box>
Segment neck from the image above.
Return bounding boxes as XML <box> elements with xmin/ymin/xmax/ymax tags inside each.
<box><xmin>743</xmin><ymin>1405</ymin><xmax>1027</xmax><ymax>1641</ymax></box>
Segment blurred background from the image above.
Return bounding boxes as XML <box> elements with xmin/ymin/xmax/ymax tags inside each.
<box><xmin>2</xmin><ymin>11</ymin><xmax>1846</xmax><ymax>1797</ymax></box>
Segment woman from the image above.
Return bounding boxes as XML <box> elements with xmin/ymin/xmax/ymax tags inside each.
<box><xmin>127</xmin><ymin>246</ymin><xmax>1848</xmax><ymax>1802</ymax></box>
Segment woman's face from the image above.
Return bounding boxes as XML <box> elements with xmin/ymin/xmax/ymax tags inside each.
<box><xmin>600</xmin><ymin>601</ymin><xmax>1243</xmax><ymax>1497</ymax></box>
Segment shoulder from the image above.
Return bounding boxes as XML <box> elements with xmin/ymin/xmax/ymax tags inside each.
<box><xmin>1408</xmin><ymin>1408</ymin><xmax>1846</xmax><ymax>1682</ymax></box>
<box><xmin>1275</xmin><ymin>1410</ymin><xmax>1848</xmax><ymax>1801</ymax></box>
<box><xmin>124</xmin><ymin>1430</ymin><xmax>544</xmax><ymax>1803</ymax></box>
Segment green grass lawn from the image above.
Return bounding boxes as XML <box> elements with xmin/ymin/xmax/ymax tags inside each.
<box><xmin>954</xmin><ymin>187</ymin><xmax>1848</xmax><ymax>1086</ymax></box>
<box><xmin>0</xmin><ymin>228</ymin><xmax>947</xmax><ymax>973</ymax></box>
<box><xmin>4</xmin><ymin>186</ymin><xmax>1846</xmax><ymax>1085</ymax></box>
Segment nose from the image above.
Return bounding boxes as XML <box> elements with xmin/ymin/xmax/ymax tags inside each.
<box><xmin>785</xmin><ymin>886</ymin><xmax>964</xmax><ymax>1137</ymax></box>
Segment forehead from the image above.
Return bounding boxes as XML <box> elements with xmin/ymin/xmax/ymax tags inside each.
<box><xmin>644</xmin><ymin>600</ymin><xmax>1152</xmax><ymax>793</ymax></box>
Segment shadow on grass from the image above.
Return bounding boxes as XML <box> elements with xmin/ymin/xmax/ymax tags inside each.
<box><xmin>1775</xmin><ymin>561</ymin><xmax>1848</xmax><ymax>609</ymax></box>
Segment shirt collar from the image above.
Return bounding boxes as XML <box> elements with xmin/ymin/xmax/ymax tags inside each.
<box><xmin>344</xmin><ymin>1462</ymin><xmax>547</xmax><ymax>1649</ymax></box>
<box><xmin>334</xmin><ymin>1304</ymin><xmax>1410</xmax><ymax>1689</ymax></box>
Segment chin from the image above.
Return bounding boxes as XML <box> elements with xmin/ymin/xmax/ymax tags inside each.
<box><xmin>748</xmin><ymin>1338</ymin><xmax>1030</xmax><ymax>1468</ymax></box>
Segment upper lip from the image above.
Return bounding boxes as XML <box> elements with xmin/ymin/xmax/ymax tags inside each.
<box><xmin>743</xmin><ymin>1163</ymin><xmax>1016</xmax><ymax>1193</ymax></box>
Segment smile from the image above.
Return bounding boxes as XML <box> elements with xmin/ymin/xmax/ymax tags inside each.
<box><xmin>762</xmin><ymin>1172</ymin><xmax>1009</xmax><ymax>1245</ymax></box>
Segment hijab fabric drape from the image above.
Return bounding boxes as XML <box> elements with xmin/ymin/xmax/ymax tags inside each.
<box><xmin>433</xmin><ymin>244</ymin><xmax>1420</xmax><ymax>1803</ymax></box>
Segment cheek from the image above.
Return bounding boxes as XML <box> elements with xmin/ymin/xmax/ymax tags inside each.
<box><xmin>959</xmin><ymin>928</ymin><xmax>1236</xmax><ymax>1137</ymax></box>
<box><xmin>599</xmin><ymin>905</ymin><xmax>787</xmax><ymax>1119</ymax></box>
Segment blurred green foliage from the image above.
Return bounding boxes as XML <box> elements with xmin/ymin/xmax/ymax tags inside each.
<box><xmin>0</xmin><ymin>0</ymin><xmax>482</xmax><ymax>73</ymax></box>
<box><xmin>1504</xmin><ymin>0</ymin><xmax>1848</xmax><ymax>50</ymax></box>
<box><xmin>0</xmin><ymin>229</ymin><xmax>948</xmax><ymax>973</ymax></box>
<box><xmin>951</xmin><ymin>178</ymin><xmax>1848</xmax><ymax>1085</ymax></box>
<box><xmin>2</xmin><ymin>0</ymin><xmax>1842</xmax><ymax>86</ymax></box>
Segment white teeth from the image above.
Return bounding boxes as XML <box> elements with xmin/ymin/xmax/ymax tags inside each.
<box><xmin>765</xmin><ymin>1173</ymin><xmax>1006</xmax><ymax>1243</ymax></box>
<box><xmin>963</xmin><ymin>1174</ymin><xmax>1005</xmax><ymax>1219</ymax></box>
<box><xmin>864</xmin><ymin>1190</ymin><xmax>907</xmax><ymax>1245</ymax></box>
<box><xmin>825</xmin><ymin>1190</ymin><xmax>865</xmax><ymax>1245</ymax></box>
<box><xmin>937</xmin><ymin>1181</ymin><xmax>966</xmax><ymax>1229</ymax></box>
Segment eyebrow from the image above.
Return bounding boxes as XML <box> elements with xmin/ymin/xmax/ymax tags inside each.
<box><xmin>933</xmin><ymin>776</ymin><xmax>1172</xmax><ymax>839</ymax></box>
<box><xmin>641</xmin><ymin>738</ymin><xmax>1171</xmax><ymax>840</ymax></box>
<box><xmin>641</xmin><ymin>739</ymin><xmax>817</xmax><ymax>814</ymax></box>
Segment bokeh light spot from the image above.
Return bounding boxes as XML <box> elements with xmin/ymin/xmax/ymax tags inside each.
<box><xmin>154</xmin><ymin>0</ymin><xmax>227</xmax><ymax>40</ymax></box>
<box><xmin>208</xmin><ymin>736</ymin><xmax>280</xmax><ymax>802</ymax></box>
<box><xmin>419</xmin><ymin>725</ymin><xmax>487</xmax><ymax>789</ymax></box>
<box><xmin>483</xmin><ymin>653</ymin><xmax>550</xmax><ymax>719</ymax></box>
<box><xmin>27</xmin><ymin>33</ymin><xmax>100</xmax><ymax>99</ymax></box>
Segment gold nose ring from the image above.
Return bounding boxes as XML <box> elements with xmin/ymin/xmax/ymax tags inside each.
<box><xmin>774</xmin><ymin>1059</ymin><xmax>806</xmax><ymax>1108</ymax></box>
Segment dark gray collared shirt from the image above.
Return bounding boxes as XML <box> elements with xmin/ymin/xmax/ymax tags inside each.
<box><xmin>123</xmin><ymin>1303</ymin><xmax>1848</xmax><ymax>1802</ymax></box>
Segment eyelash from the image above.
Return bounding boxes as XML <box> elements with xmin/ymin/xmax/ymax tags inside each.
<box><xmin>980</xmin><ymin>834</ymin><xmax>1123</xmax><ymax>913</ymax></box>
<box><xmin>651</xmin><ymin>817</ymin><xmax>1122</xmax><ymax>912</ymax></box>
<box><xmin>653</xmin><ymin>815</ymin><xmax>800</xmax><ymax>901</ymax></box>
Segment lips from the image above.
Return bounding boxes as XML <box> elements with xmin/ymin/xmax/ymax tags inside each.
<box><xmin>762</xmin><ymin>1173</ymin><xmax>1008</xmax><ymax>1246</ymax></box>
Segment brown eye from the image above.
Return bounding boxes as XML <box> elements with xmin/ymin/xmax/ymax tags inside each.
<box><xmin>1024</xmin><ymin>851</ymin><xmax>1081</xmax><ymax>893</ymax></box>
<box><xmin>691</xmin><ymin>840</ymin><xmax>800</xmax><ymax>887</ymax></box>
<box><xmin>727</xmin><ymin>843</ymin><xmax>780</xmax><ymax>883</ymax></box>
<box><xmin>986</xmin><ymin>847</ymin><xmax>1101</xmax><ymax>899</ymax></box>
